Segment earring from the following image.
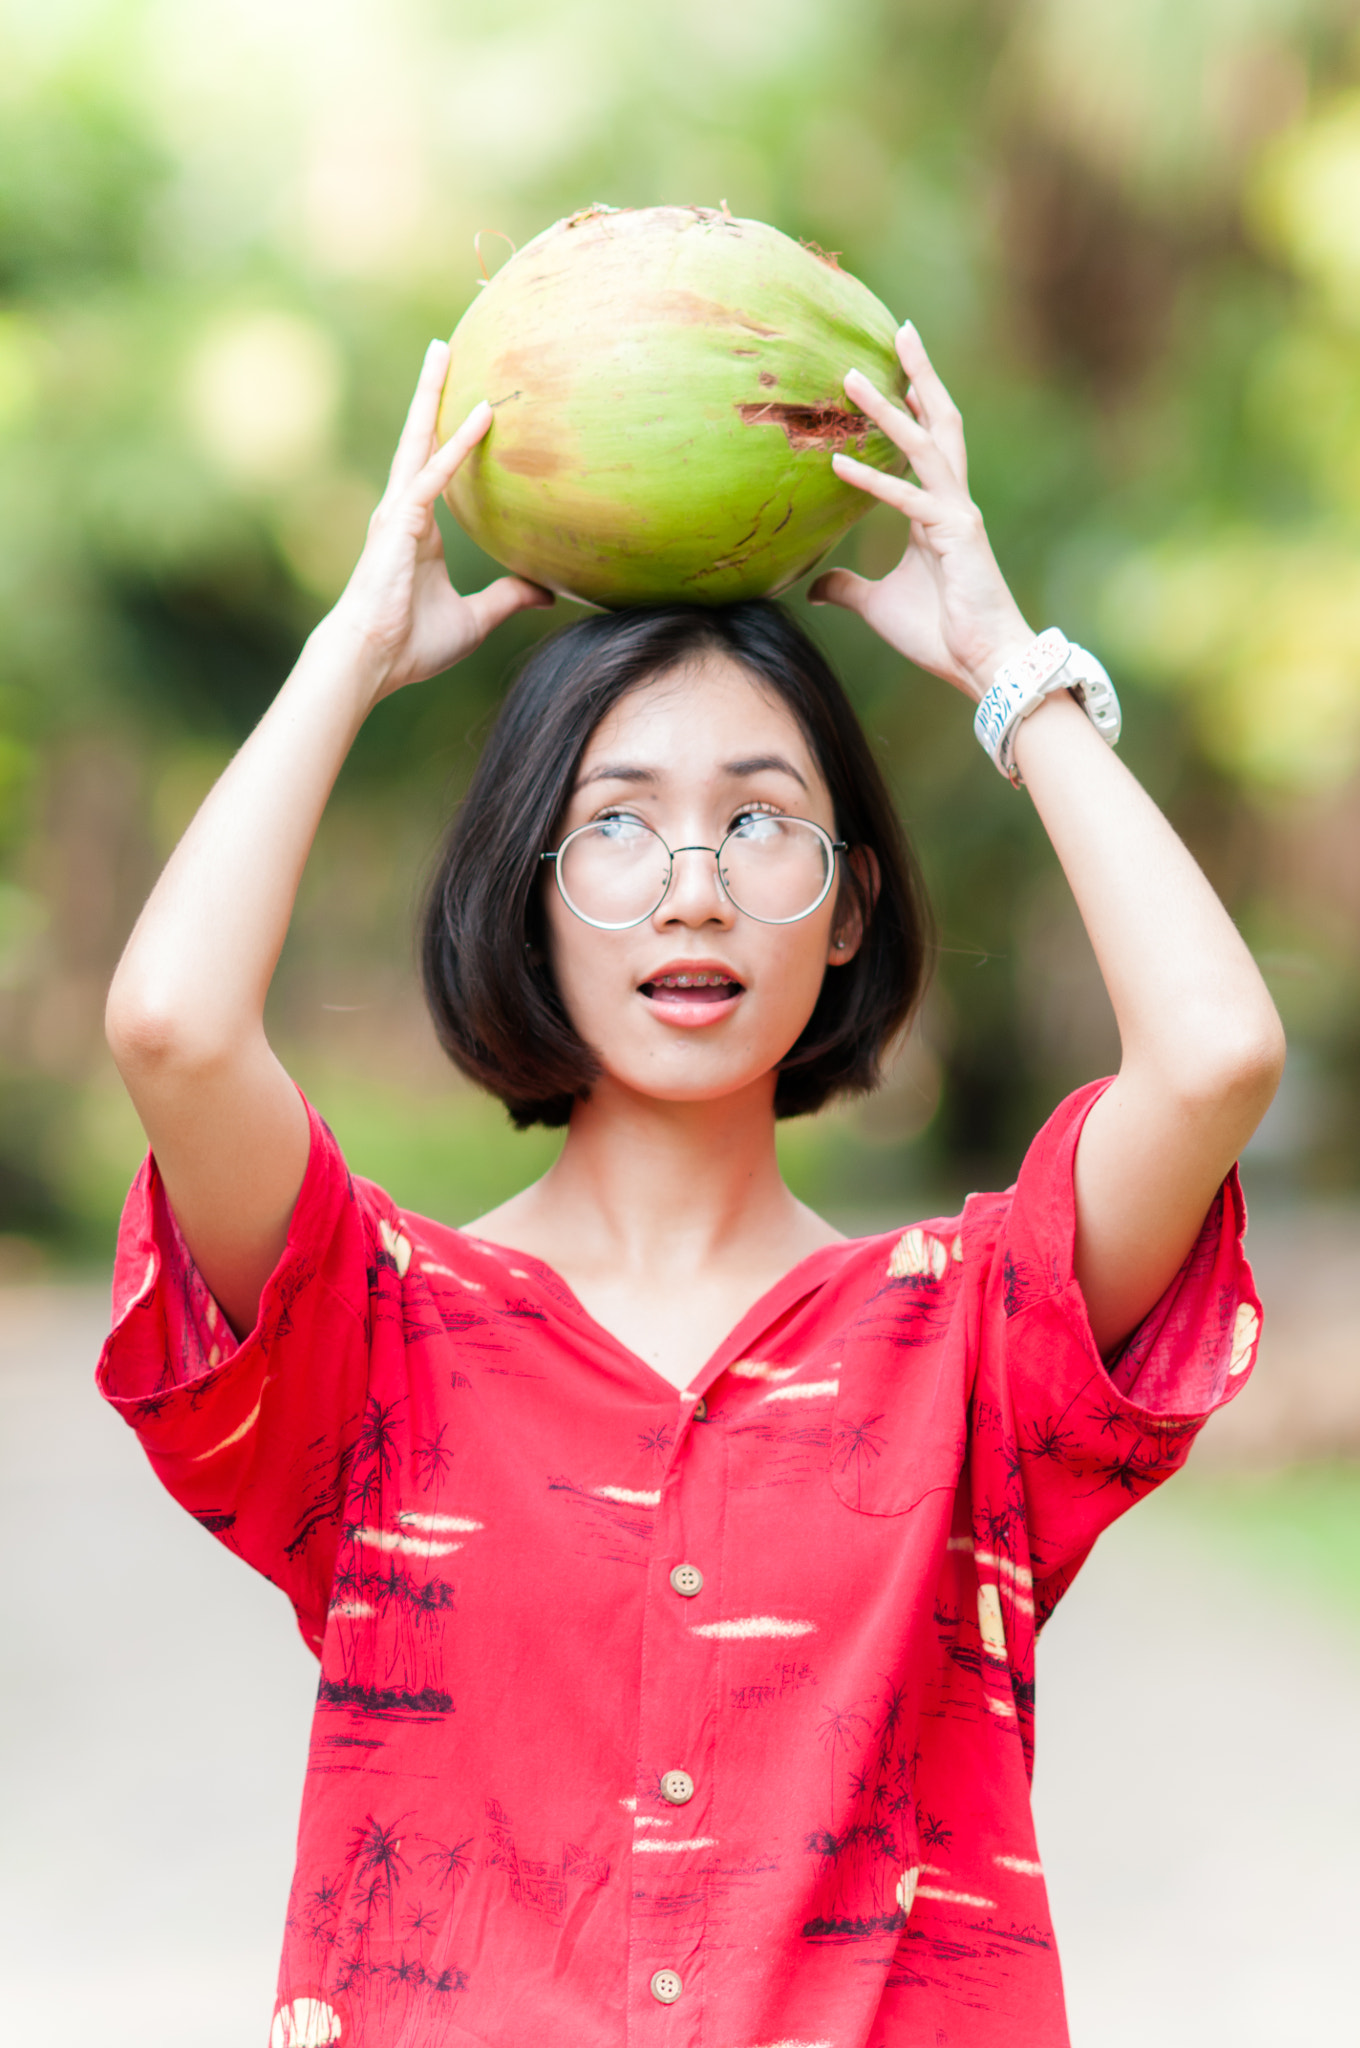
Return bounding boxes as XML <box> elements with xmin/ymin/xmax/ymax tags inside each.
<box><xmin>833</xmin><ymin>936</ymin><xmax>847</xmax><ymax>951</ymax></box>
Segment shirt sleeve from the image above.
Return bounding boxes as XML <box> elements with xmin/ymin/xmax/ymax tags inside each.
<box><xmin>96</xmin><ymin>1097</ymin><xmax>380</xmax><ymax>1657</ymax></box>
<box><xmin>974</xmin><ymin>1078</ymin><xmax>1261</xmax><ymax>1627</ymax></box>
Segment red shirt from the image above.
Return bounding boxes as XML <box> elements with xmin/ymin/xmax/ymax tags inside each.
<box><xmin>98</xmin><ymin>1081</ymin><xmax>1258</xmax><ymax>2047</ymax></box>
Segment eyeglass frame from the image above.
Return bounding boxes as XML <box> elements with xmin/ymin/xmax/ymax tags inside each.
<box><xmin>539</xmin><ymin>815</ymin><xmax>849</xmax><ymax>931</ymax></box>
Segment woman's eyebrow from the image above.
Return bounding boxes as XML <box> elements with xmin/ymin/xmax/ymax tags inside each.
<box><xmin>576</xmin><ymin>763</ymin><xmax>657</xmax><ymax>788</ymax></box>
<box><xmin>723</xmin><ymin>753</ymin><xmax>808</xmax><ymax>788</ymax></box>
<box><xmin>575</xmin><ymin>754</ymin><xmax>808</xmax><ymax>790</ymax></box>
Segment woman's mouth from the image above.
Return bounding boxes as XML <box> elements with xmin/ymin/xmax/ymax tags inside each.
<box><xmin>640</xmin><ymin>971</ymin><xmax>742</xmax><ymax>1004</ymax></box>
<box><xmin>638</xmin><ymin>969</ymin><xmax>745</xmax><ymax>1025</ymax></box>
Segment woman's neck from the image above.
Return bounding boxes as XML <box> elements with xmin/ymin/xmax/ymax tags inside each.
<box><xmin>465</xmin><ymin>1077</ymin><xmax>843</xmax><ymax>1386</ymax></box>
<box><xmin>548</xmin><ymin>1075</ymin><xmax>800</xmax><ymax>1270</ymax></box>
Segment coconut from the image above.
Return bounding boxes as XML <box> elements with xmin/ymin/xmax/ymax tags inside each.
<box><xmin>436</xmin><ymin>205</ymin><xmax>909</xmax><ymax>608</ymax></box>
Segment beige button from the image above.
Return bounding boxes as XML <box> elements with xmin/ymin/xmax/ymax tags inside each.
<box><xmin>693</xmin><ymin>1396</ymin><xmax>707</xmax><ymax>1420</ymax></box>
<box><xmin>650</xmin><ymin>1968</ymin><xmax>683</xmax><ymax>2004</ymax></box>
<box><xmin>660</xmin><ymin>1769</ymin><xmax>694</xmax><ymax>1805</ymax></box>
<box><xmin>669</xmin><ymin>1563</ymin><xmax>703</xmax><ymax>1598</ymax></box>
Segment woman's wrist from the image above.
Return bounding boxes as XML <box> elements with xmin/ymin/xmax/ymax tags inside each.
<box><xmin>957</xmin><ymin>622</ymin><xmax>1038</xmax><ymax>702</ymax></box>
<box><xmin>1006</xmin><ymin>683</ymin><xmax>1105</xmax><ymax>782</ymax></box>
<box><xmin>302</xmin><ymin>608</ymin><xmax>399</xmax><ymax>717</ymax></box>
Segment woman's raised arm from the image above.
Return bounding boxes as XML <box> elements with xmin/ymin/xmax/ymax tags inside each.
<box><xmin>812</xmin><ymin>324</ymin><xmax>1284</xmax><ymax>1356</ymax></box>
<box><xmin>105</xmin><ymin>343</ymin><xmax>551</xmax><ymax>1337</ymax></box>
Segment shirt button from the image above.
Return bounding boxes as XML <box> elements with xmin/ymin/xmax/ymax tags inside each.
<box><xmin>650</xmin><ymin>1968</ymin><xmax>683</xmax><ymax>2004</ymax></box>
<box><xmin>693</xmin><ymin>1397</ymin><xmax>707</xmax><ymax>1419</ymax></box>
<box><xmin>660</xmin><ymin>1769</ymin><xmax>694</xmax><ymax>1805</ymax></box>
<box><xmin>669</xmin><ymin>1563</ymin><xmax>703</xmax><ymax>1597</ymax></box>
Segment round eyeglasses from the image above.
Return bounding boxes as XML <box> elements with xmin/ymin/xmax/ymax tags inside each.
<box><xmin>541</xmin><ymin>813</ymin><xmax>847</xmax><ymax>931</ymax></box>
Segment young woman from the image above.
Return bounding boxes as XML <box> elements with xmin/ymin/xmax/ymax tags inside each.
<box><xmin>100</xmin><ymin>327</ymin><xmax>1283</xmax><ymax>2048</ymax></box>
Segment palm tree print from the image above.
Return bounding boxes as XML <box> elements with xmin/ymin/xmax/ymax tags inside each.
<box><xmin>878</xmin><ymin>1678</ymin><xmax>907</xmax><ymax>1741</ymax></box>
<box><xmin>307</xmin><ymin>1875</ymin><xmax>343</xmax><ymax>1931</ymax></box>
<box><xmin>818</xmin><ymin>1700</ymin><xmax>870</xmax><ymax>1812</ymax></box>
<box><xmin>422</xmin><ymin>1835</ymin><xmax>474</xmax><ymax>1893</ymax></box>
<box><xmin>354</xmin><ymin>1395</ymin><xmax>404</xmax><ymax>1520</ymax></box>
<box><xmin>918</xmin><ymin>1809</ymin><xmax>952</xmax><ymax>1850</ymax></box>
<box><xmin>1087</xmin><ymin>1443</ymin><xmax>1163</xmax><ymax>1495</ymax></box>
<box><xmin>832</xmin><ymin>1415</ymin><xmax>886</xmax><ymax>1508</ymax></box>
<box><xmin>403</xmin><ymin>1901</ymin><xmax>437</xmax><ymax>1948</ymax></box>
<box><xmin>799</xmin><ymin>1674</ymin><xmax>930</xmax><ymax>1936</ymax></box>
<box><xmin>346</xmin><ymin>1813</ymin><xmax>412</xmax><ymax>1940</ymax></box>
<box><xmin>1023</xmin><ymin>1414</ymin><xmax>1081</xmax><ymax>1464</ymax></box>
<box><xmin>1091</xmin><ymin>1394</ymin><xmax>1132</xmax><ymax>1441</ymax></box>
<box><xmin>412</xmin><ymin>1424</ymin><xmax>453</xmax><ymax>1492</ymax></box>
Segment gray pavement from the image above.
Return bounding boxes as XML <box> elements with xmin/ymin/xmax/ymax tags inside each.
<box><xmin>1033</xmin><ymin>1498</ymin><xmax>1360</xmax><ymax>2045</ymax></box>
<box><xmin>2</xmin><ymin>1282</ymin><xmax>1357</xmax><ymax>2046</ymax></box>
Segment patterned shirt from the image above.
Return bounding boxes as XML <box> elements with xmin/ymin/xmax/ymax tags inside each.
<box><xmin>97</xmin><ymin>1080</ymin><xmax>1259</xmax><ymax>2048</ymax></box>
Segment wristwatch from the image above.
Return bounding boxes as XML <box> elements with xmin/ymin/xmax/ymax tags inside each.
<box><xmin>973</xmin><ymin>628</ymin><xmax>1121</xmax><ymax>785</ymax></box>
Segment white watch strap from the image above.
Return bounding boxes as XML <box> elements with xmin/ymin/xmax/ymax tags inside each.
<box><xmin>973</xmin><ymin>629</ymin><xmax>1121</xmax><ymax>783</ymax></box>
<box><xmin>1062</xmin><ymin>646</ymin><xmax>1121</xmax><ymax>751</ymax></box>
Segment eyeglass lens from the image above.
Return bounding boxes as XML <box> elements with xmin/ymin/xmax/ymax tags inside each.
<box><xmin>557</xmin><ymin>815</ymin><xmax>833</xmax><ymax>927</ymax></box>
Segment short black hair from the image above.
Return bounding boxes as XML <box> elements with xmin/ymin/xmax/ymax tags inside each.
<box><xmin>421</xmin><ymin>600</ymin><xmax>932</xmax><ymax>1128</ymax></box>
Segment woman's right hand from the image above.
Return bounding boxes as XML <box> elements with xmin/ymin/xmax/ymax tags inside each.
<box><xmin>107</xmin><ymin>341</ymin><xmax>551</xmax><ymax>1338</ymax></box>
<box><xmin>328</xmin><ymin>339</ymin><xmax>553</xmax><ymax>701</ymax></box>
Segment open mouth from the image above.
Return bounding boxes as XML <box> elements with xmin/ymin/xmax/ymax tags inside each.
<box><xmin>639</xmin><ymin>971</ymin><xmax>744</xmax><ymax>1005</ymax></box>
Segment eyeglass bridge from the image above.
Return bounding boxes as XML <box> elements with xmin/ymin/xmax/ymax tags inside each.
<box><xmin>540</xmin><ymin>817</ymin><xmax>847</xmax><ymax>931</ymax></box>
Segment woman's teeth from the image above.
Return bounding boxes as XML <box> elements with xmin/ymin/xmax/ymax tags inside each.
<box><xmin>640</xmin><ymin>972</ymin><xmax>741</xmax><ymax>1003</ymax></box>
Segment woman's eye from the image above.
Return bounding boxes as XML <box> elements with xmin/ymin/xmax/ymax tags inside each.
<box><xmin>730</xmin><ymin>807</ymin><xmax>783</xmax><ymax>840</ymax></box>
<box><xmin>594</xmin><ymin>811</ymin><xmax>650</xmax><ymax>841</ymax></box>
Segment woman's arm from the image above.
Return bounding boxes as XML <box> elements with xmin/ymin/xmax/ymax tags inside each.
<box><xmin>105</xmin><ymin>343</ymin><xmax>550</xmax><ymax>1337</ymax></box>
<box><xmin>812</xmin><ymin>324</ymin><xmax>1284</xmax><ymax>1356</ymax></box>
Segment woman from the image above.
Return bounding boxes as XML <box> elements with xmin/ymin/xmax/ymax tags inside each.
<box><xmin>100</xmin><ymin>327</ymin><xmax>1283</xmax><ymax>2047</ymax></box>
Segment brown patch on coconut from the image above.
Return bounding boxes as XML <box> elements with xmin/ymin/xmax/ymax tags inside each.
<box><xmin>652</xmin><ymin>290</ymin><xmax>779</xmax><ymax>336</ymax></box>
<box><xmin>736</xmin><ymin>402</ymin><xmax>871</xmax><ymax>450</ymax></box>
<box><xmin>495</xmin><ymin>444</ymin><xmax>564</xmax><ymax>477</ymax></box>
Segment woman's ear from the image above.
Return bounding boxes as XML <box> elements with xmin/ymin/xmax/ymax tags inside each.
<box><xmin>827</xmin><ymin>847</ymin><xmax>880</xmax><ymax>966</ymax></box>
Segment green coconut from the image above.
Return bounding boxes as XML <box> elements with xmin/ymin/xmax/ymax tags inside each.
<box><xmin>436</xmin><ymin>204</ymin><xmax>909</xmax><ymax>608</ymax></box>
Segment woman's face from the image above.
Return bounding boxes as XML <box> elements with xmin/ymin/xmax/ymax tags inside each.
<box><xmin>543</xmin><ymin>654</ymin><xmax>860</xmax><ymax>1110</ymax></box>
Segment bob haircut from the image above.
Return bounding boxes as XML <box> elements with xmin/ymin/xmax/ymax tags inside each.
<box><xmin>421</xmin><ymin>600</ymin><xmax>933</xmax><ymax>1129</ymax></box>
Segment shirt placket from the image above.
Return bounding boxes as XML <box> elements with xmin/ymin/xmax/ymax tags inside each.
<box><xmin>625</xmin><ymin>1385</ymin><xmax>726</xmax><ymax>2048</ymax></box>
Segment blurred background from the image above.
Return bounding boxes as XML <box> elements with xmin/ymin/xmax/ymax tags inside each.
<box><xmin>3</xmin><ymin>0</ymin><xmax>1360</xmax><ymax>1242</ymax></box>
<box><xmin>1</xmin><ymin>0</ymin><xmax>1358</xmax><ymax>2042</ymax></box>
<box><xmin>4</xmin><ymin>0</ymin><xmax>1360</xmax><ymax>1254</ymax></box>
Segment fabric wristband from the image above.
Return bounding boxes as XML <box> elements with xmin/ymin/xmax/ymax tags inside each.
<box><xmin>973</xmin><ymin>629</ymin><xmax>1121</xmax><ymax>784</ymax></box>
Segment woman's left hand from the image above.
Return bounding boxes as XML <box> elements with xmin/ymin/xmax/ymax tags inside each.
<box><xmin>814</xmin><ymin>323</ymin><xmax>1285</xmax><ymax>1361</ymax></box>
<box><xmin>329</xmin><ymin>340</ymin><xmax>553</xmax><ymax>703</ymax></box>
<box><xmin>809</xmin><ymin>325</ymin><xmax>1034</xmax><ymax>701</ymax></box>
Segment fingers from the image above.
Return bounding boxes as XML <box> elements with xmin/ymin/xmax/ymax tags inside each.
<box><xmin>807</xmin><ymin>566</ymin><xmax>873</xmax><ymax>614</ymax></box>
<box><xmin>843</xmin><ymin>367</ymin><xmax>959</xmax><ymax>494</ymax></box>
<box><xmin>412</xmin><ymin>398</ymin><xmax>494</xmax><ymax>507</ymax></box>
<box><xmin>831</xmin><ymin>448</ymin><xmax>932</xmax><ymax>518</ymax></box>
<box><xmin>893</xmin><ymin>322</ymin><xmax>968</xmax><ymax>484</ymax></box>
<box><xmin>387</xmin><ymin>340</ymin><xmax>454</xmax><ymax>494</ymax></box>
<box><xmin>464</xmin><ymin>574</ymin><xmax>555</xmax><ymax>641</ymax></box>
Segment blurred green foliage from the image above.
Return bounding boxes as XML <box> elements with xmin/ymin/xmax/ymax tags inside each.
<box><xmin>1167</xmin><ymin>1465</ymin><xmax>1360</xmax><ymax>1634</ymax></box>
<box><xmin>3</xmin><ymin>0</ymin><xmax>1360</xmax><ymax>1254</ymax></box>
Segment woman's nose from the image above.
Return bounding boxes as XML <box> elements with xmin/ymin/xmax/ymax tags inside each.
<box><xmin>655</xmin><ymin>846</ymin><xmax>733</xmax><ymax>926</ymax></box>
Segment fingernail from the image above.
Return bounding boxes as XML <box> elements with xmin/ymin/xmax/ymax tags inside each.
<box><xmin>900</xmin><ymin>319</ymin><xmax>917</xmax><ymax>337</ymax></box>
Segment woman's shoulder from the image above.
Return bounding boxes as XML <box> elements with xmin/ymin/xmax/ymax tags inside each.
<box><xmin>826</xmin><ymin>1191</ymin><xmax>1011</xmax><ymax>1282</ymax></box>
